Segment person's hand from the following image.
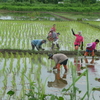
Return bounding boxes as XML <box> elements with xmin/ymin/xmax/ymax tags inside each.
<box><xmin>94</xmin><ymin>49</ymin><xmax>97</xmax><ymax>52</ymax></box>
<box><xmin>53</xmin><ymin>66</ymin><xmax>57</xmax><ymax>69</ymax></box>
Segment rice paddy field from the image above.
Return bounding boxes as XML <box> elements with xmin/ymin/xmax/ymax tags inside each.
<box><xmin>0</xmin><ymin>20</ymin><xmax>100</xmax><ymax>50</ymax></box>
<box><xmin>85</xmin><ymin>21</ymin><xmax>100</xmax><ymax>27</ymax></box>
<box><xmin>0</xmin><ymin>20</ymin><xmax>100</xmax><ymax>100</ymax></box>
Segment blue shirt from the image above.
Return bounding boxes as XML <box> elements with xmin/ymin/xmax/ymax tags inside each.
<box><xmin>31</xmin><ymin>39</ymin><xmax>43</xmax><ymax>48</ymax></box>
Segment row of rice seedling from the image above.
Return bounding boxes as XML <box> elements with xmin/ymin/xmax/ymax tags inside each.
<box><xmin>0</xmin><ymin>52</ymin><xmax>55</xmax><ymax>99</ymax></box>
<box><xmin>0</xmin><ymin>20</ymin><xmax>100</xmax><ymax>50</ymax></box>
<box><xmin>1</xmin><ymin>51</ymin><xmax>99</xmax><ymax>99</ymax></box>
<box><xmin>85</xmin><ymin>21</ymin><xmax>100</xmax><ymax>27</ymax></box>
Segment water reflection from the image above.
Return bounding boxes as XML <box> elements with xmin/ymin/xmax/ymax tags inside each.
<box><xmin>0</xmin><ymin>13</ymin><xmax>62</xmax><ymax>21</ymax></box>
<box><xmin>0</xmin><ymin>16</ymin><xmax>13</xmax><ymax>20</ymax></box>
<box><xmin>48</xmin><ymin>70</ymin><xmax>67</xmax><ymax>88</ymax></box>
<box><xmin>74</xmin><ymin>57</ymin><xmax>83</xmax><ymax>75</ymax></box>
<box><xmin>73</xmin><ymin>56</ymin><xmax>97</xmax><ymax>75</ymax></box>
<box><xmin>83</xmin><ymin>18</ymin><xmax>100</xmax><ymax>21</ymax></box>
<box><xmin>87</xmin><ymin>64</ymin><xmax>95</xmax><ymax>72</ymax></box>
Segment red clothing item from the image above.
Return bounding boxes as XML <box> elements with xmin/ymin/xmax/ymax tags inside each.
<box><xmin>86</xmin><ymin>42</ymin><xmax>96</xmax><ymax>51</ymax></box>
<box><xmin>51</xmin><ymin>27</ymin><xmax>56</xmax><ymax>32</ymax></box>
<box><xmin>74</xmin><ymin>34</ymin><xmax>83</xmax><ymax>45</ymax></box>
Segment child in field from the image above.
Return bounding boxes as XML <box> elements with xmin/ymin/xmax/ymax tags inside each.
<box><xmin>50</xmin><ymin>24</ymin><xmax>56</xmax><ymax>32</ymax></box>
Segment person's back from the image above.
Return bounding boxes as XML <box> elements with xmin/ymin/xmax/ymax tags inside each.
<box><xmin>31</xmin><ymin>39</ymin><xmax>42</xmax><ymax>45</ymax></box>
<box><xmin>53</xmin><ymin>53</ymin><xmax>68</xmax><ymax>63</ymax></box>
<box><xmin>52</xmin><ymin>32</ymin><xmax>58</xmax><ymax>41</ymax></box>
<box><xmin>86</xmin><ymin>42</ymin><xmax>96</xmax><ymax>51</ymax></box>
<box><xmin>75</xmin><ymin>34</ymin><xmax>83</xmax><ymax>43</ymax></box>
<box><xmin>31</xmin><ymin>39</ymin><xmax>46</xmax><ymax>51</ymax></box>
<box><xmin>84</xmin><ymin>39</ymin><xmax>99</xmax><ymax>64</ymax></box>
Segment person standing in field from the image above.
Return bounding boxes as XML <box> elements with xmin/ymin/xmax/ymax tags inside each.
<box><xmin>51</xmin><ymin>24</ymin><xmax>56</xmax><ymax>32</ymax></box>
<box><xmin>51</xmin><ymin>30</ymin><xmax>60</xmax><ymax>50</ymax></box>
<box><xmin>71</xmin><ymin>29</ymin><xmax>84</xmax><ymax>50</ymax></box>
<box><xmin>47</xmin><ymin>29</ymin><xmax>60</xmax><ymax>50</ymax></box>
<box><xmin>47</xmin><ymin>24</ymin><xmax>60</xmax><ymax>50</ymax></box>
<box><xmin>31</xmin><ymin>39</ymin><xmax>46</xmax><ymax>51</ymax></box>
<box><xmin>48</xmin><ymin>53</ymin><xmax>68</xmax><ymax>72</ymax></box>
<box><xmin>84</xmin><ymin>39</ymin><xmax>99</xmax><ymax>64</ymax></box>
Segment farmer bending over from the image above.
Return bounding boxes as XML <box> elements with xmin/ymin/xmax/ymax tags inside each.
<box><xmin>84</xmin><ymin>39</ymin><xmax>99</xmax><ymax>64</ymax></box>
<box><xmin>31</xmin><ymin>39</ymin><xmax>46</xmax><ymax>51</ymax></box>
<box><xmin>48</xmin><ymin>53</ymin><xmax>68</xmax><ymax>72</ymax></box>
<box><xmin>71</xmin><ymin>29</ymin><xmax>84</xmax><ymax>50</ymax></box>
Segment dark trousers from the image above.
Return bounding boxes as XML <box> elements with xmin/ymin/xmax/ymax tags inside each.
<box><xmin>31</xmin><ymin>43</ymin><xmax>35</xmax><ymax>50</ymax></box>
<box><xmin>60</xmin><ymin>59</ymin><xmax>68</xmax><ymax>65</ymax></box>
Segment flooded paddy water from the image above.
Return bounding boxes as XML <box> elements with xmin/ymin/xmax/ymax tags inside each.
<box><xmin>0</xmin><ymin>53</ymin><xmax>100</xmax><ymax>100</ymax></box>
<box><xmin>0</xmin><ymin>11</ymin><xmax>100</xmax><ymax>21</ymax></box>
<box><xmin>0</xmin><ymin>11</ymin><xmax>100</xmax><ymax>100</ymax></box>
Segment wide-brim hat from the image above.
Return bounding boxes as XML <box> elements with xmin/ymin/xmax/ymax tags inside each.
<box><xmin>48</xmin><ymin>54</ymin><xmax>53</xmax><ymax>59</ymax></box>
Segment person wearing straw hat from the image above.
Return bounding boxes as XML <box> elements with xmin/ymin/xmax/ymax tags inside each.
<box><xmin>71</xmin><ymin>29</ymin><xmax>84</xmax><ymax>50</ymax></box>
<box><xmin>84</xmin><ymin>39</ymin><xmax>99</xmax><ymax>64</ymax></box>
<box><xmin>48</xmin><ymin>53</ymin><xmax>68</xmax><ymax>72</ymax></box>
<box><xmin>31</xmin><ymin>39</ymin><xmax>46</xmax><ymax>51</ymax></box>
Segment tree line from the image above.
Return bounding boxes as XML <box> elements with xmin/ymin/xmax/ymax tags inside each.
<box><xmin>0</xmin><ymin>0</ymin><xmax>97</xmax><ymax>4</ymax></box>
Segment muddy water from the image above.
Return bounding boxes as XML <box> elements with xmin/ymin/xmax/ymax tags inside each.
<box><xmin>0</xmin><ymin>55</ymin><xmax>100</xmax><ymax>100</ymax></box>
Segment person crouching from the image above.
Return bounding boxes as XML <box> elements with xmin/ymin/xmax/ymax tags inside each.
<box><xmin>48</xmin><ymin>53</ymin><xmax>68</xmax><ymax>72</ymax></box>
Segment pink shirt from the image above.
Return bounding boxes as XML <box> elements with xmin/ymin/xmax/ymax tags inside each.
<box><xmin>74</xmin><ymin>34</ymin><xmax>83</xmax><ymax>45</ymax></box>
<box><xmin>51</xmin><ymin>27</ymin><xmax>56</xmax><ymax>32</ymax></box>
<box><xmin>87</xmin><ymin>42</ymin><xmax>96</xmax><ymax>50</ymax></box>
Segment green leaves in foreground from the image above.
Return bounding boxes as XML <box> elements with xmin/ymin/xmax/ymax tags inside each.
<box><xmin>92</xmin><ymin>87</ymin><xmax>100</xmax><ymax>91</ymax></box>
<box><xmin>7</xmin><ymin>90</ymin><xmax>15</xmax><ymax>96</ymax></box>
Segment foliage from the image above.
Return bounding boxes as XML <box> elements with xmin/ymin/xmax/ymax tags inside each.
<box><xmin>7</xmin><ymin>90</ymin><xmax>15</xmax><ymax>96</ymax></box>
<box><xmin>0</xmin><ymin>1</ymin><xmax>100</xmax><ymax>12</ymax></box>
<box><xmin>0</xmin><ymin>3</ymin><xmax>100</xmax><ymax>12</ymax></box>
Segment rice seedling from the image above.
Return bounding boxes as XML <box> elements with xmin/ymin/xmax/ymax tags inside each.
<box><xmin>61</xmin><ymin>59</ymin><xmax>91</xmax><ymax>100</ymax></box>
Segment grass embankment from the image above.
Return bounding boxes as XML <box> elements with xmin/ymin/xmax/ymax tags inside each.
<box><xmin>0</xmin><ymin>2</ymin><xmax>100</xmax><ymax>12</ymax></box>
